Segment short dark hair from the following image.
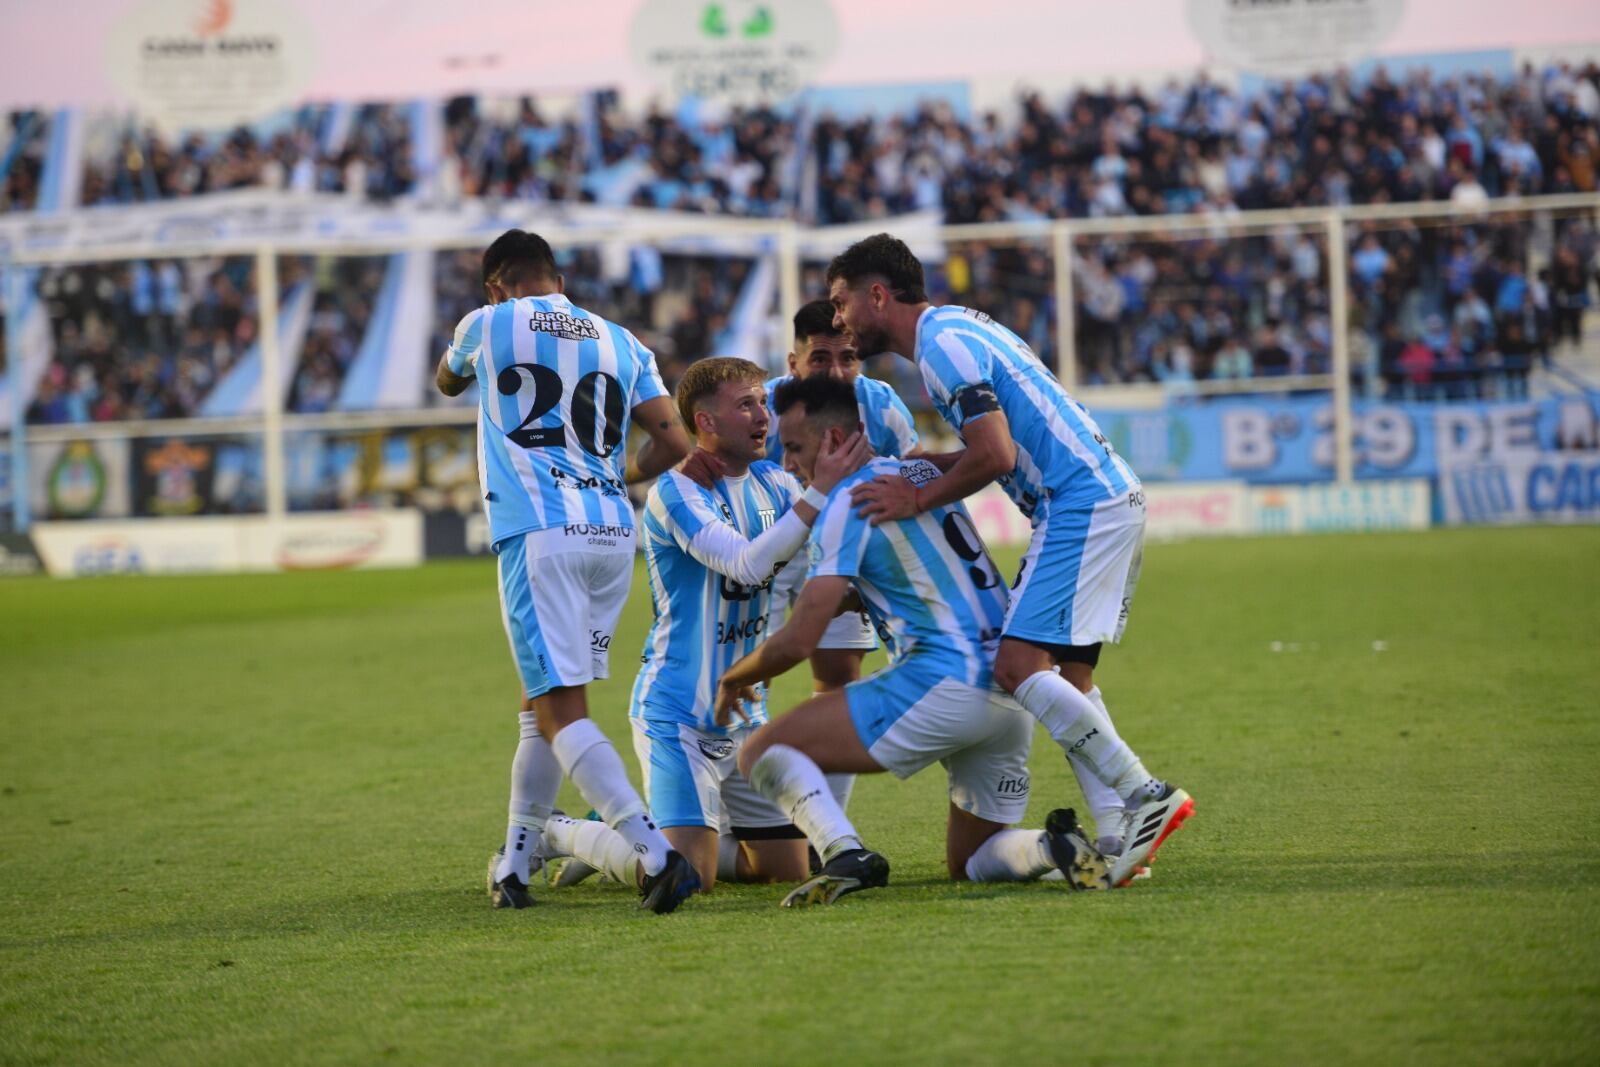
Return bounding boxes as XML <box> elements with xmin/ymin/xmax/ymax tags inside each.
<box><xmin>793</xmin><ymin>299</ymin><xmax>842</xmax><ymax>343</ymax></box>
<box><xmin>825</xmin><ymin>233</ymin><xmax>928</xmax><ymax>304</ymax></box>
<box><xmin>772</xmin><ymin>373</ymin><xmax>858</xmax><ymax>431</ymax></box>
<box><xmin>482</xmin><ymin>229</ymin><xmax>558</xmax><ymax>290</ymax></box>
<box><xmin>675</xmin><ymin>357</ymin><xmax>767</xmax><ymax>434</ymax></box>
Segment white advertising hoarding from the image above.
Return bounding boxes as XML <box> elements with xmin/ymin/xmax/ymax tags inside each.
<box><xmin>1143</xmin><ymin>483</ymin><xmax>1249</xmax><ymax>542</ymax></box>
<box><xmin>1247</xmin><ymin>481</ymin><xmax>1432</xmax><ymax>535</ymax></box>
<box><xmin>32</xmin><ymin>510</ymin><xmax>422</xmax><ymax>577</ymax></box>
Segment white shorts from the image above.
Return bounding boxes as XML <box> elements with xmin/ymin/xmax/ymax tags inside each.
<box><xmin>773</xmin><ymin>556</ymin><xmax>876</xmax><ymax>651</ymax></box>
<box><xmin>496</xmin><ymin>534</ymin><xmax>632</xmax><ymax>698</ymax></box>
<box><xmin>630</xmin><ymin>719</ymin><xmax>799</xmax><ymax>836</ymax></box>
<box><xmin>1007</xmin><ymin>488</ymin><xmax>1145</xmax><ymax>649</ymax></box>
<box><xmin>846</xmin><ymin>659</ymin><xmax>1034</xmax><ymax>825</ymax></box>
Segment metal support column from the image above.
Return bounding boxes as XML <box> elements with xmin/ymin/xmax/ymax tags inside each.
<box><xmin>1052</xmin><ymin>222</ymin><xmax>1077</xmax><ymax>389</ymax></box>
<box><xmin>256</xmin><ymin>249</ymin><xmax>288</xmax><ymax>521</ymax></box>
<box><xmin>777</xmin><ymin>221</ymin><xmax>802</xmax><ymax>361</ymax></box>
<box><xmin>1326</xmin><ymin>211</ymin><xmax>1354</xmax><ymax>484</ymax></box>
<box><xmin>4</xmin><ymin>260</ymin><xmax>30</xmax><ymax>532</ymax></box>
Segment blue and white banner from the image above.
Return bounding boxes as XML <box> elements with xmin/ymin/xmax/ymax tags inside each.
<box><xmin>197</xmin><ymin>282</ymin><xmax>315</xmax><ymax>417</ymax></box>
<box><xmin>1099</xmin><ymin>393</ymin><xmax>1600</xmax><ymax>484</ymax></box>
<box><xmin>1440</xmin><ymin>453</ymin><xmax>1600</xmax><ymax>526</ymax></box>
<box><xmin>336</xmin><ymin>251</ymin><xmax>436</xmax><ymax>410</ymax></box>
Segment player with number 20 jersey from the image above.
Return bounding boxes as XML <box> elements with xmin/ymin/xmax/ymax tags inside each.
<box><xmin>437</xmin><ymin>229</ymin><xmax>700</xmax><ymax>916</ymax></box>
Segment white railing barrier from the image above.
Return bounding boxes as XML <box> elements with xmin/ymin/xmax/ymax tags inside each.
<box><xmin>4</xmin><ymin>191</ymin><xmax>1597</xmax><ymax>532</ymax></box>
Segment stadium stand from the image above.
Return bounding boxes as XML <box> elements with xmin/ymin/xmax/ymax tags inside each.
<box><xmin>4</xmin><ymin>61</ymin><xmax>1598</xmax><ymax>405</ymax></box>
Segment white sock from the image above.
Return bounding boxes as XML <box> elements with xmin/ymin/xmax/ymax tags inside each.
<box><xmin>825</xmin><ymin>772</ymin><xmax>856</xmax><ymax>812</ymax></box>
<box><xmin>748</xmin><ymin>744</ymin><xmax>862</xmax><ymax>862</ymax></box>
<box><xmin>497</xmin><ymin>712</ymin><xmax>562</xmax><ymax>883</ymax></box>
<box><xmin>1079</xmin><ymin>688</ymin><xmax>1132</xmax><ymax>834</ymax></box>
<box><xmin>550</xmin><ymin>718</ymin><xmax>670</xmax><ymax>876</ymax></box>
<box><xmin>717</xmin><ymin>835</ymin><xmax>742</xmax><ymax>882</ymax></box>
<box><xmin>964</xmin><ymin>829</ymin><xmax>1054</xmax><ymax>882</ymax></box>
<box><xmin>1014</xmin><ymin>670</ymin><xmax>1156</xmax><ymax>803</ymax></box>
<box><xmin>542</xmin><ymin>813</ymin><xmax>639</xmax><ymax>884</ymax></box>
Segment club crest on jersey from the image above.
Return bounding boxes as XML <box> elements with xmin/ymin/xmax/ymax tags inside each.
<box><xmin>697</xmin><ymin>738</ymin><xmax>736</xmax><ymax>760</ymax></box>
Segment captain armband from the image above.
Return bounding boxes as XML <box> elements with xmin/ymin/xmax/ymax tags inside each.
<box><xmin>952</xmin><ymin>383</ymin><xmax>1001</xmax><ymax>422</ymax></box>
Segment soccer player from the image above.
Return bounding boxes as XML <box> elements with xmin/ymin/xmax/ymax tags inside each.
<box><xmin>823</xmin><ymin>234</ymin><xmax>1193</xmax><ymax>886</ymax></box>
<box><xmin>764</xmin><ymin>299</ymin><xmax>919</xmax><ymax>822</ymax></box>
<box><xmin>434</xmin><ymin>229</ymin><xmax>700</xmax><ymax>914</ymax></box>
<box><xmin>540</xmin><ymin>358</ymin><xmax>868</xmax><ymax>891</ymax></box>
<box><xmin>714</xmin><ymin>375</ymin><xmax>1111</xmax><ymax>906</ymax></box>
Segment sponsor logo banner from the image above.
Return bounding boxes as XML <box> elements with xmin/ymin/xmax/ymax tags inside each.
<box><xmin>630</xmin><ymin>0</ymin><xmax>840</xmax><ymax>103</ymax></box>
<box><xmin>1143</xmin><ymin>483</ymin><xmax>1248</xmax><ymax>542</ymax></box>
<box><xmin>34</xmin><ymin>517</ymin><xmax>240</xmax><ymax>576</ymax></box>
<box><xmin>105</xmin><ymin>0</ymin><xmax>318</xmax><ymax>133</ymax></box>
<box><xmin>1186</xmin><ymin>0</ymin><xmax>1406</xmax><ymax>76</ymax></box>
<box><xmin>1247</xmin><ymin>480</ymin><xmax>1432</xmax><ymax>534</ymax></box>
<box><xmin>32</xmin><ymin>511</ymin><xmax>421</xmax><ymax>577</ymax></box>
<box><xmin>1100</xmin><ymin>393</ymin><xmax>1600</xmax><ymax>484</ymax></box>
<box><xmin>1440</xmin><ymin>453</ymin><xmax>1600</xmax><ymax>526</ymax></box>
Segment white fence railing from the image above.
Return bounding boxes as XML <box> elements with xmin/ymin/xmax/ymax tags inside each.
<box><xmin>5</xmin><ymin>190</ymin><xmax>1599</xmax><ymax>531</ymax></box>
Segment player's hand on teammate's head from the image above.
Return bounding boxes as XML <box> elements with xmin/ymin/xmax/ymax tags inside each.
<box><xmin>678</xmin><ymin>447</ymin><xmax>726</xmax><ymax>489</ymax></box>
<box><xmin>812</xmin><ymin>431</ymin><xmax>871</xmax><ymax>494</ymax></box>
<box><xmin>714</xmin><ymin>681</ymin><xmax>758</xmax><ymax>727</ymax></box>
<box><xmin>850</xmin><ymin>472</ymin><xmax>919</xmax><ymax>526</ymax></box>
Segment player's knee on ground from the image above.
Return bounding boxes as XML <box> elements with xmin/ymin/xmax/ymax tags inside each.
<box><xmin>738</xmin><ymin>835</ymin><xmax>810</xmax><ymax>883</ymax></box>
<box><xmin>945</xmin><ymin>804</ymin><xmax>1009</xmax><ymax>881</ymax></box>
<box><xmin>664</xmin><ymin>825</ymin><xmax>720</xmax><ymax>890</ymax></box>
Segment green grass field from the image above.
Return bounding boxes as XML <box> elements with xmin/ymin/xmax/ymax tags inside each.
<box><xmin>3</xmin><ymin>526</ymin><xmax>1599</xmax><ymax>1066</ymax></box>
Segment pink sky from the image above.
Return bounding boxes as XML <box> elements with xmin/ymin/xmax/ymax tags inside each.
<box><xmin>2</xmin><ymin>0</ymin><xmax>1597</xmax><ymax>110</ymax></box>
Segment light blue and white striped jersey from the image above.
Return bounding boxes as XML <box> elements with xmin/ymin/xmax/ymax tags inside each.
<box><xmin>632</xmin><ymin>463</ymin><xmax>803</xmax><ymax>733</ymax></box>
<box><xmin>808</xmin><ymin>457</ymin><xmax>1008</xmax><ymax>689</ymax></box>
<box><xmin>763</xmin><ymin>373</ymin><xmax>919</xmax><ymax>467</ymax></box>
<box><xmin>445</xmin><ymin>293</ymin><xmax>668</xmax><ymax>549</ymax></box>
<box><xmin>915</xmin><ymin>305</ymin><xmax>1138</xmax><ymax>518</ymax></box>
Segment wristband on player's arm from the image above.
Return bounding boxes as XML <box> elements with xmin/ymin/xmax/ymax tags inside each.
<box><xmin>801</xmin><ymin>485</ymin><xmax>829</xmax><ymax>513</ymax></box>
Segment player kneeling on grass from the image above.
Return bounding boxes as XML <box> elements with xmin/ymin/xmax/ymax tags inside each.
<box><xmin>763</xmin><ymin>300</ymin><xmax>923</xmax><ymax>841</ymax></box>
<box><xmin>713</xmin><ymin>375</ymin><xmax>1110</xmax><ymax>907</ymax></box>
<box><xmin>828</xmin><ymin>233</ymin><xmax>1193</xmax><ymax>885</ymax></box>
<box><xmin>537</xmin><ymin>358</ymin><xmax>871</xmax><ymax>892</ymax></box>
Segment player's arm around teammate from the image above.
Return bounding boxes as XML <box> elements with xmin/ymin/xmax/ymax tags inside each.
<box><xmin>823</xmin><ymin>235</ymin><xmax>1193</xmax><ymax>886</ymax></box>
<box><xmin>713</xmin><ymin>379</ymin><xmax>1111</xmax><ymax>905</ymax></box>
<box><xmin>619</xmin><ymin>359</ymin><xmax>871</xmax><ymax>893</ymax></box>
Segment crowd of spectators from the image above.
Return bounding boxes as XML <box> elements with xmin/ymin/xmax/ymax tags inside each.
<box><xmin>285</xmin><ymin>257</ymin><xmax>387</xmax><ymax>413</ymax></box>
<box><xmin>5</xmin><ymin>59</ymin><xmax>1600</xmax><ymax>402</ymax></box>
<box><xmin>9</xmin><ymin>61</ymin><xmax>1595</xmax><ymax>219</ymax></box>
<box><xmin>26</xmin><ymin>257</ymin><xmax>259</xmax><ymax>423</ymax></box>
<box><xmin>1</xmin><ymin>110</ymin><xmax>49</xmax><ymax>212</ymax></box>
<box><xmin>427</xmin><ymin>245</ymin><xmax>753</xmax><ymax>402</ymax></box>
<box><xmin>77</xmin><ymin>104</ymin><xmax>417</xmax><ymax>206</ymax></box>
<box><xmin>1350</xmin><ymin>214</ymin><xmax>1599</xmax><ymax>400</ymax></box>
<box><xmin>440</xmin><ymin>95</ymin><xmax>799</xmax><ymax>216</ymax></box>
